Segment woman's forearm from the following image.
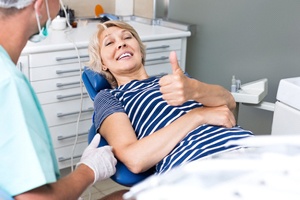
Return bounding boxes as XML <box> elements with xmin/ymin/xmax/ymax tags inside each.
<box><xmin>134</xmin><ymin>108</ymin><xmax>205</xmax><ymax>170</ymax></box>
<box><xmin>102</xmin><ymin>102</ymin><xmax>235</xmax><ymax>173</ymax></box>
<box><xmin>159</xmin><ymin>67</ymin><xmax>235</xmax><ymax>110</ymax></box>
<box><xmin>191</xmin><ymin>79</ymin><xmax>236</xmax><ymax>111</ymax></box>
<box><xmin>124</xmin><ymin>105</ymin><xmax>235</xmax><ymax>173</ymax></box>
<box><xmin>103</xmin><ymin>108</ymin><xmax>205</xmax><ymax>173</ymax></box>
<box><xmin>101</xmin><ymin>105</ymin><xmax>235</xmax><ymax>174</ymax></box>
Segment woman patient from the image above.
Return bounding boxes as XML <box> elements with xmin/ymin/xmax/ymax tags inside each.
<box><xmin>87</xmin><ymin>20</ymin><xmax>253</xmax><ymax>175</ymax></box>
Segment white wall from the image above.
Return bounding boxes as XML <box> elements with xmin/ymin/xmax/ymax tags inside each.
<box><xmin>61</xmin><ymin>0</ymin><xmax>98</xmax><ymax>17</ymax></box>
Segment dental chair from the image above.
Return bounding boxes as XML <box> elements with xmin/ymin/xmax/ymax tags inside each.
<box><xmin>82</xmin><ymin>67</ymin><xmax>154</xmax><ymax>187</ymax></box>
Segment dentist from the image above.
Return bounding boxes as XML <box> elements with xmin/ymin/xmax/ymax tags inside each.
<box><xmin>0</xmin><ymin>0</ymin><xmax>123</xmax><ymax>199</ymax></box>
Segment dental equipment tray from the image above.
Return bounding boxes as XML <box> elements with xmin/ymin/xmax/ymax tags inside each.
<box><xmin>232</xmin><ymin>79</ymin><xmax>268</xmax><ymax>104</ymax></box>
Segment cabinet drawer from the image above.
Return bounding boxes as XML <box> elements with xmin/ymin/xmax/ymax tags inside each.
<box><xmin>144</xmin><ymin>39</ymin><xmax>182</xmax><ymax>53</ymax></box>
<box><xmin>31</xmin><ymin>76</ymin><xmax>83</xmax><ymax>93</ymax></box>
<box><xmin>50</xmin><ymin>119</ymin><xmax>91</xmax><ymax>149</ymax></box>
<box><xmin>37</xmin><ymin>87</ymin><xmax>89</xmax><ymax>105</ymax></box>
<box><xmin>145</xmin><ymin>50</ymin><xmax>181</xmax><ymax>66</ymax></box>
<box><xmin>30</xmin><ymin>63</ymin><xmax>83</xmax><ymax>81</ymax></box>
<box><xmin>55</xmin><ymin>141</ymin><xmax>87</xmax><ymax>169</ymax></box>
<box><xmin>145</xmin><ymin>62</ymin><xmax>183</xmax><ymax>77</ymax></box>
<box><xmin>43</xmin><ymin>98</ymin><xmax>94</xmax><ymax>127</ymax></box>
<box><xmin>29</xmin><ymin>48</ymin><xmax>89</xmax><ymax>68</ymax></box>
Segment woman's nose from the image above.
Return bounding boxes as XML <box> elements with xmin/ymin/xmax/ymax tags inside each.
<box><xmin>117</xmin><ymin>43</ymin><xmax>126</xmax><ymax>49</ymax></box>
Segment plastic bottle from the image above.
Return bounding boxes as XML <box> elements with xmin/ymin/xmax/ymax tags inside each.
<box><xmin>231</xmin><ymin>75</ymin><xmax>237</xmax><ymax>92</ymax></box>
<box><xmin>236</xmin><ymin>79</ymin><xmax>241</xmax><ymax>91</ymax></box>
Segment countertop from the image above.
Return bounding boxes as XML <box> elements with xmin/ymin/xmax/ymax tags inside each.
<box><xmin>22</xmin><ymin>21</ymin><xmax>191</xmax><ymax>54</ymax></box>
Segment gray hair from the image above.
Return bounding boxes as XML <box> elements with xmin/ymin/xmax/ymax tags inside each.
<box><xmin>0</xmin><ymin>0</ymin><xmax>34</xmax><ymax>9</ymax></box>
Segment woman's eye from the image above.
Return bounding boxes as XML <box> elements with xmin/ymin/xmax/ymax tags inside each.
<box><xmin>124</xmin><ymin>35</ymin><xmax>132</xmax><ymax>40</ymax></box>
<box><xmin>105</xmin><ymin>41</ymin><xmax>113</xmax><ymax>46</ymax></box>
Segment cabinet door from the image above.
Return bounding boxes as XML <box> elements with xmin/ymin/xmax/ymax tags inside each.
<box><xmin>29</xmin><ymin>48</ymin><xmax>89</xmax><ymax>68</ymax></box>
<box><xmin>43</xmin><ymin>98</ymin><xmax>93</xmax><ymax>127</ymax></box>
<box><xmin>55</xmin><ymin>141</ymin><xmax>88</xmax><ymax>169</ymax></box>
<box><xmin>145</xmin><ymin>50</ymin><xmax>182</xmax><ymax>76</ymax></box>
<box><xmin>143</xmin><ymin>38</ymin><xmax>184</xmax><ymax>76</ymax></box>
<box><xmin>50</xmin><ymin>119</ymin><xmax>91</xmax><ymax>148</ymax></box>
<box><xmin>30</xmin><ymin>63</ymin><xmax>83</xmax><ymax>81</ymax></box>
<box><xmin>31</xmin><ymin>75</ymin><xmax>85</xmax><ymax>94</ymax></box>
<box><xmin>144</xmin><ymin>39</ymin><xmax>182</xmax><ymax>54</ymax></box>
<box><xmin>36</xmin><ymin>87</ymin><xmax>89</xmax><ymax>105</ymax></box>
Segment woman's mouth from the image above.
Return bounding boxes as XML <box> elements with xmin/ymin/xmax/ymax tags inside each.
<box><xmin>117</xmin><ymin>52</ymin><xmax>132</xmax><ymax>60</ymax></box>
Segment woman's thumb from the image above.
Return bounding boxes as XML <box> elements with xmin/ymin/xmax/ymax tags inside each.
<box><xmin>169</xmin><ymin>51</ymin><xmax>182</xmax><ymax>74</ymax></box>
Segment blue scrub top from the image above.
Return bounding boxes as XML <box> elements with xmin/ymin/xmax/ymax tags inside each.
<box><xmin>0</xmin><ymin>46</ymin><xmax>60</xmax><ymax>196</ymax></box>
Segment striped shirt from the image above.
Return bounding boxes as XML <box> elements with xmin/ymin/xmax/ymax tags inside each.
<box><xmin>93</xmin><ymin>76</ymin><xmax>253</xmax><ymax>174</ymax></box>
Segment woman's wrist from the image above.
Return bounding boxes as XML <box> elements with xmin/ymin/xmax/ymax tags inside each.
<box><xmin>189</xmin><ymin>78</ymin><xmax>202</xmax><ymax>100</ymax></box>
<box><xmin>189</xmin><ymin>107</ymin><xmax>205</xmax><ymax>125</ymax></box>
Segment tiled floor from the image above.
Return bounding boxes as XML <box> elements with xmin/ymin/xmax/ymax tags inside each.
<box><xmin>60</xmin><ymin>168</ymin><xmax>130</xmax><ymax>200</ymax></box>
<box><xmin>80</xmin><ymin>178</ymin><xmax>129</xmax><ymax>200</ymax></box>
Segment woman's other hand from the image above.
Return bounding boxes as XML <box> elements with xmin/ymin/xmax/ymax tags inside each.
<box><xmin>194</xmin><ymin>105</ymin><xmax>236</xmax><ymax>128</ymax></box>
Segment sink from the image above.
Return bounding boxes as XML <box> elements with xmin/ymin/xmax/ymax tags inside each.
<box><xmin>276</xmin><ymin>77</ymin><xmax>300</xmax><ymax>110</ymax></box>
<box><xmin>232</xmin><ymin>79</ymin><xmax>268</xmax><ymax>104</ymax></box>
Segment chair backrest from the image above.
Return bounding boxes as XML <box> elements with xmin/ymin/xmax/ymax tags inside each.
<box><xmin>81</xmin><ymin>67</ymin><xmax>111</xmax><ymax>101</ymax></box>
<box><xmin>82</xmin><ymin>67</ymin><xmax>154</xmax><ymax>186</ymax></box>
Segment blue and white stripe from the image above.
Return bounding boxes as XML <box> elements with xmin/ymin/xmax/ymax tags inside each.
<box><xmin>94</xmin><ymin>76</ymin><xmax>253</xmax><ymax>174</ymax></box>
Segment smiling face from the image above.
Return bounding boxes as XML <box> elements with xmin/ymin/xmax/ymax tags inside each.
<box><xmin>99</xmin><ymin>26</ymin><xmax>144</xmax><ymax>79</ymax></box>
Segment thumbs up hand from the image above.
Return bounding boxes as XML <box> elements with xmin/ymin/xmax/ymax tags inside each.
<box><xmin>159</xmin><ymin>51</ymin><xmax>193</xmax><ymax>106</ymax></box>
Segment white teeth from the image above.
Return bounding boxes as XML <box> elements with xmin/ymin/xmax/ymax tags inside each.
<box><xmin>118</xmin><ymin>53</ymin><xmax>131</xmax><ymax>60</ymax></box>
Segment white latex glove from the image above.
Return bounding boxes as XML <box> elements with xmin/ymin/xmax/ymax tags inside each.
<box><xmin>77</xmin><ymin>134</ymin><xmax>117</xmax><ymax>184</ymax></box>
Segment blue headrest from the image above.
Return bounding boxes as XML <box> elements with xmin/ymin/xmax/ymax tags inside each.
<box><xmin>82</xmin><ymin>67</ymin><xmax>111</xmax><ymax>101</ymax></box>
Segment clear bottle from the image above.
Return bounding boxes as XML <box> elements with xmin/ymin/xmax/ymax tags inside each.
<box><xmin>231</xmin><ymin>75</ymin><xmax>237</xmax><ymax>92</ymax></box>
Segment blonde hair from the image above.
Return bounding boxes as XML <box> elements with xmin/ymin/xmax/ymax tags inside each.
<box><xmin>87</xmin><ymin>20</ymin><xmax>146</xmax><ymax>88</ymax></box>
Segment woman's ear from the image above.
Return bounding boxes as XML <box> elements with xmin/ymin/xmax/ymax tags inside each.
<box><xmin>101</xmin><ymin>58</ymin><xmax>107</xmax><ymax>71</ymax></box>
<box><xmin>102</xmin><ymin>65</ymin><xmax>108</xmax><ymax>71</ymax></box>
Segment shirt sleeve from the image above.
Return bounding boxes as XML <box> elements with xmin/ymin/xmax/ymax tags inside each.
<box><xmin>93</xmin><ymin>90</ymin><xmax>125</xmax><ymax>131</ymax></box>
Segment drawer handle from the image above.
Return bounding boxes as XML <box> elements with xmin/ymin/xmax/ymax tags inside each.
<box><xmin>18</xmin><ymin>62</ymin><xmax>23</xmax><ymax>71</ymax></box>
<box><xmin>145</xmin><ymin>56</ymin><xmax>169</xmax><ymax>62</ymax></box>
<box><xmin>57</xmin><ymin>92</ymin><xmax>88</xmax><ymax>100</ymax></box>
<box><xmin>57</xmin><ymin>107</ymin><xmax>94</xmax><ymax>117</ymax></box>
<box><xmin>57</xmin><ymin>131</ymin><xmax>89</xmax><ymax>141</ymax></box>
<box><xmin>146</xmin><ymin>45</ymin><xmax>170</xmax><ymax>50</ymax></box>
<box><xmin>150</xmin><ymin>73</ymin><xmax>168</xmax><ymax>77</ymax></box>
<box><xmin>56</xmin><ymin>81</ymin><xmax>81</xmax><ymax>87</ymax></box>
<box><xmin>58</xmin><ymin>155</ymin><xmax>81</xmax><ymax>162</ymax></box>
<box><xmin>56</xmin><ymin>68</ymin><xmax>83</xmax><ymax>74</ymax></box>
<box><xmin>56</xmin><ymin>55</ymin><xmax>89</xmax><ymax>61</ymax></box>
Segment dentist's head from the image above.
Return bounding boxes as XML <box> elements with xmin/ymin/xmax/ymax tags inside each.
<box><xmin>0</xmin><ymin>0</ymin><xmax>60</xmax><ymax>63</ymax></box>
<box><xmin>0</xmin><ymin>0</ymin><xmax>60</xmax><ymax>42</ymax></box>
<box><xmin>0</xmin><ymin>0</ymin><xmax>34</xmax><ymax>9</ymax></box>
